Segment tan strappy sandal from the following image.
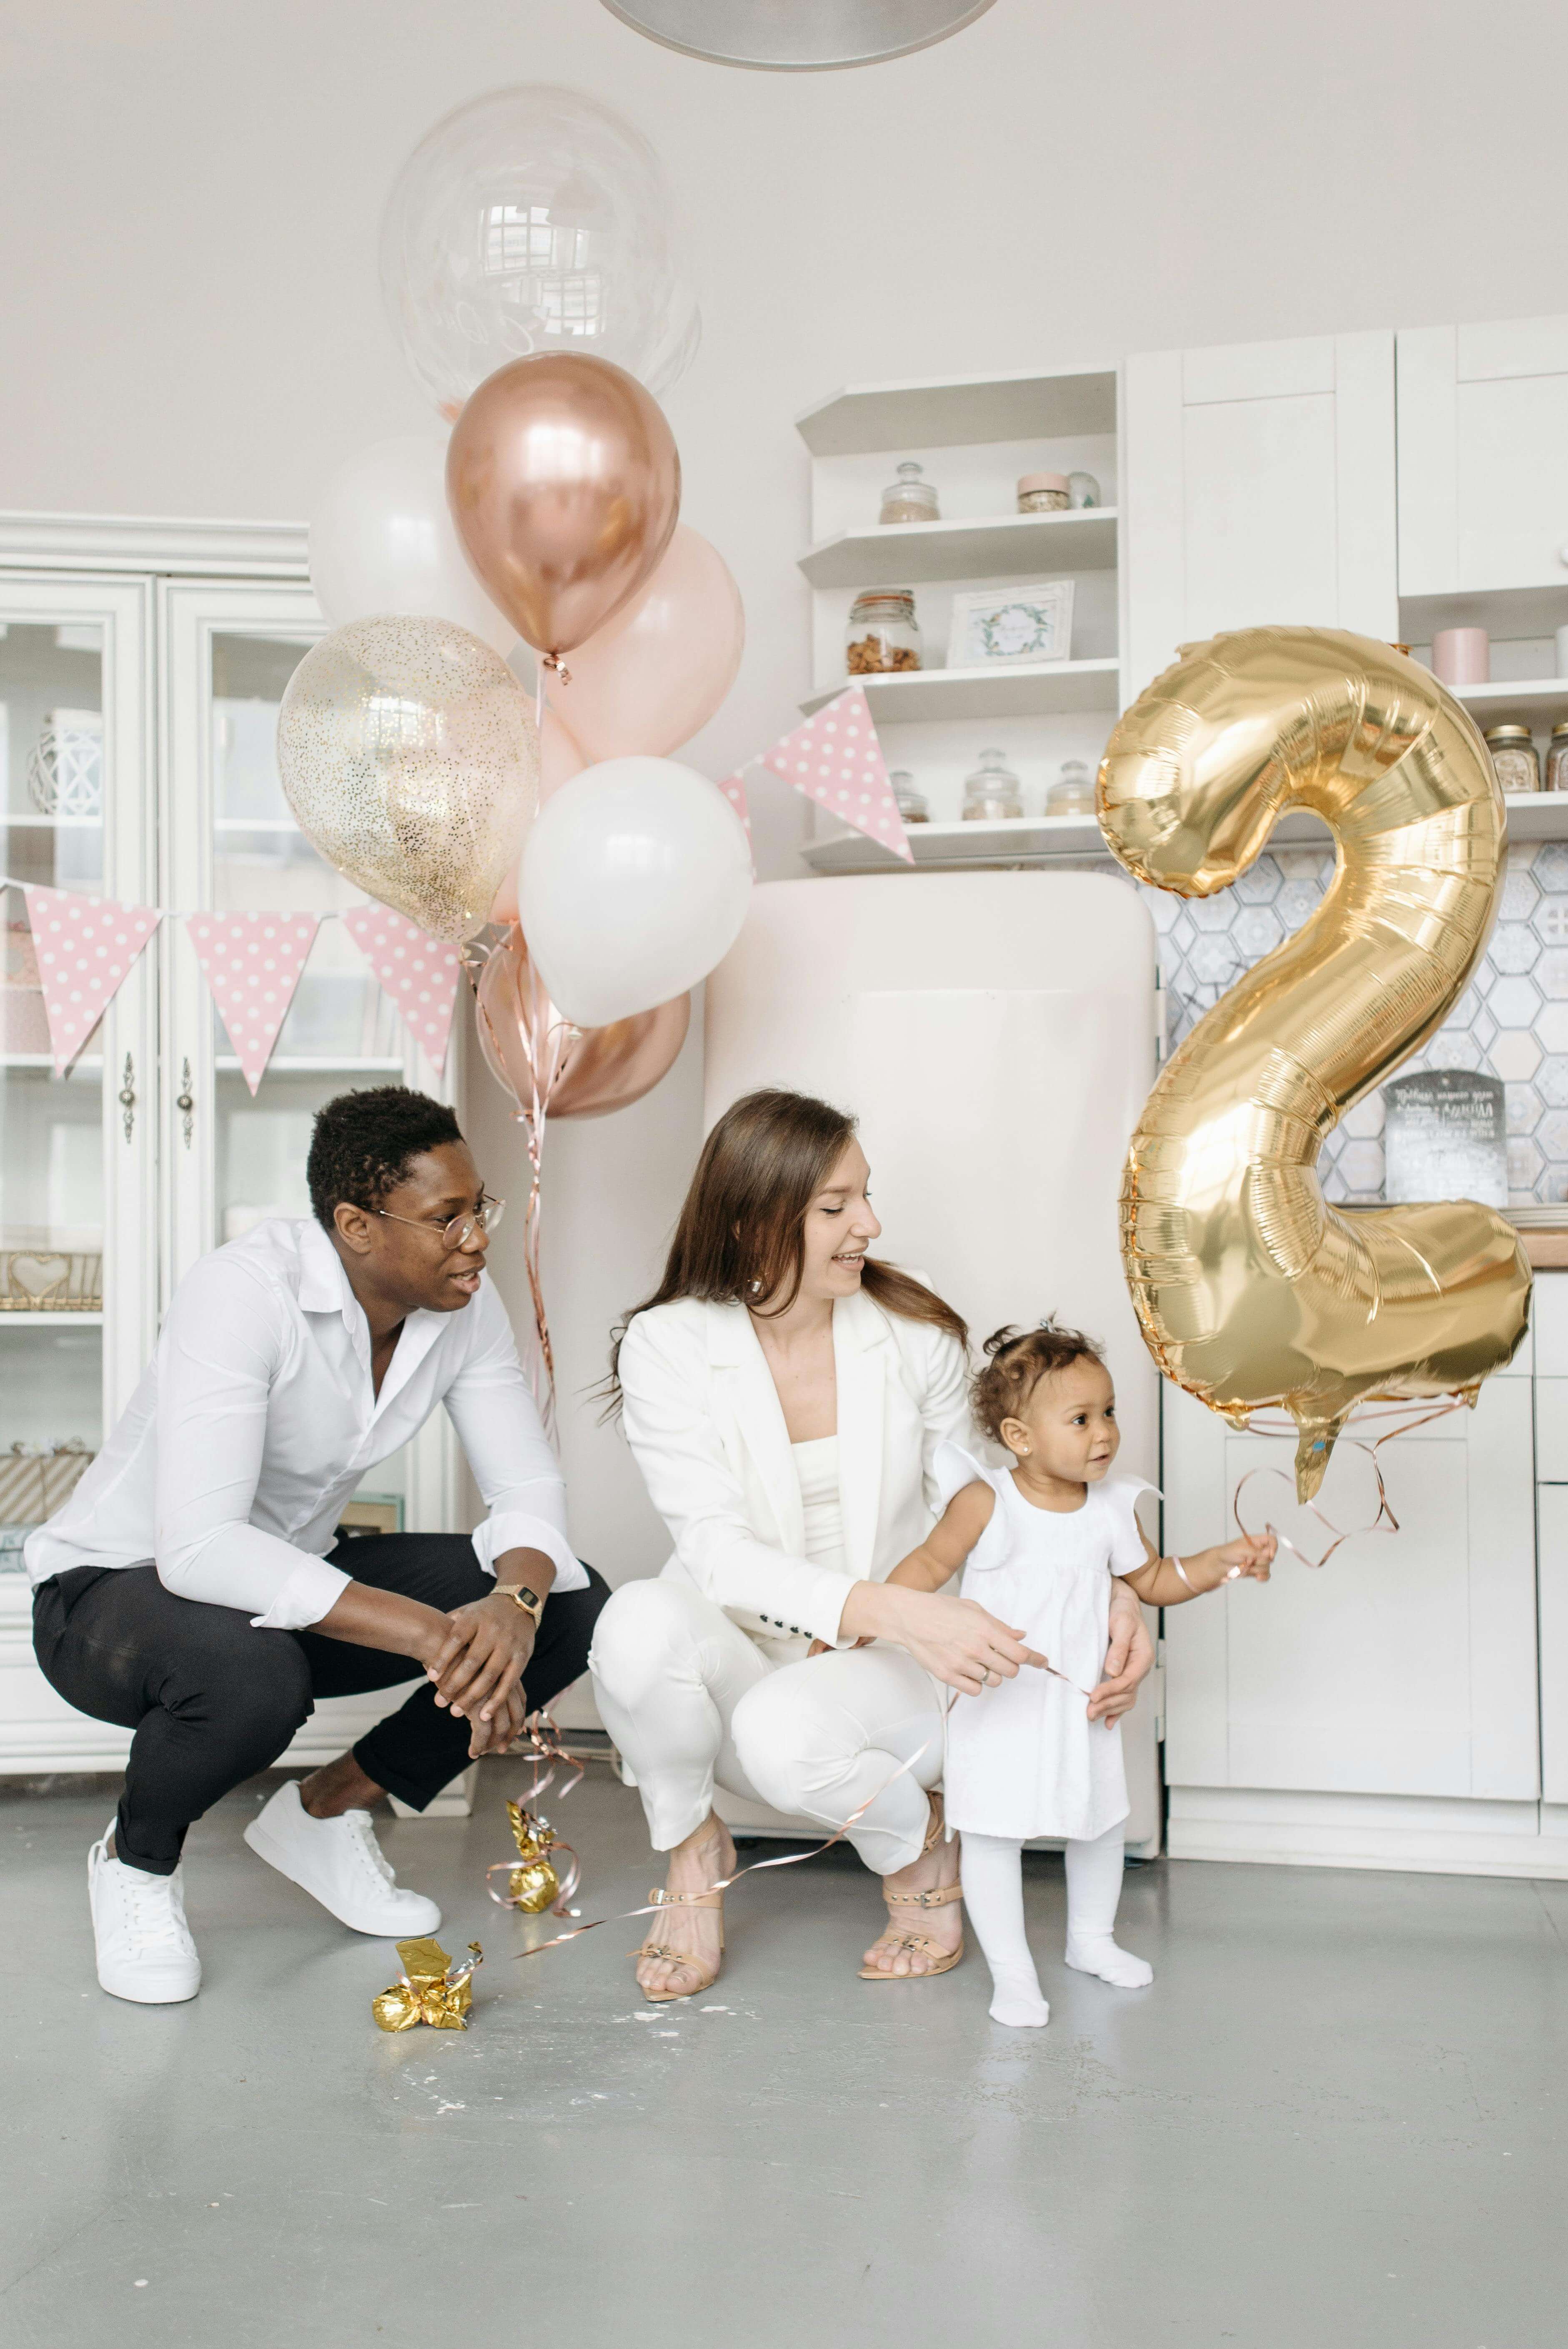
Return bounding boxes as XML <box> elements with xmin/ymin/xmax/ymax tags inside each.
<box><xmin>860</xmin><ymin>1794</ymin><xmax>964</xmax><ymax>1982</ymax></box>
<box><xmin>633</xmin><ymin>1885</ymin><xmax>725</xmax><ymax>2004</ymax></box>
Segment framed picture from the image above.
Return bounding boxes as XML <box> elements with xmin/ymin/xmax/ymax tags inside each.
<box><xmin>335</xmin><ymin>1493</ymin><xmax>404</xmax><ymax>1539</ymax></box>
<box><xmin>946</xmin><ymin>579</ymin><xmax>1074</xmax><ymax>669</ymax></box>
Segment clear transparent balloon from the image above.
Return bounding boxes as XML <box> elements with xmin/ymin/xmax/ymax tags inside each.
<box><xmin>382</xmin><ymin>84</ymin><xmax>701</xmax><ymax>421</ymax></box>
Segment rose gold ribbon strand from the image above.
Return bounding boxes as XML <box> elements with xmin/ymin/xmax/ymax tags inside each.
<box><xmin>1232</xmin><ymin>1395</ymin><xmax>1468</xmax><ymax>1569</ymax></box>
<box><xmin>511</xmin><ymin>1704</ymin><xmax>957</xmax><ymax>1965</ymax></box>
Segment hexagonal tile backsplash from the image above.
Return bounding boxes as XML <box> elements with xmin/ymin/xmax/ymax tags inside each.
<box><xmin>1111</xmin><ymin>842</ymin><xmax>1568</xmax><ymax>1208</ymax></box>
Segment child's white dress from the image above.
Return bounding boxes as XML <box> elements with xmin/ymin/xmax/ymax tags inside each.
<box><xmin>935</xmin><ymin>1442</ymin><xmax>1153</xmax><ymax>1844</ymax></box>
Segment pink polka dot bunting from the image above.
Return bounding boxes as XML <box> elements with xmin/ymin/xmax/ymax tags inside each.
<box><xmin>186</xmin><ymin>912</ymin><xmax>319</xmax><ymax>1095</ymax></box>
<box><xmin>716</xmin><ymin>775</ymin><xmax>756</xmax><ymax>875</ymax></box>
<box><xmin>23</xmin><ymin>885</ymin><xmax>161</xmax><ymax>1075</ymax></box>
<box><xmin>342</xmin><ymin>906</ymin><xmax>462</xmax><ymax>1075</ymax></box>
<box><xmin>758</xmin><ymin>684</ymin><xmax>912</xmax><ymax>864</ymax></box>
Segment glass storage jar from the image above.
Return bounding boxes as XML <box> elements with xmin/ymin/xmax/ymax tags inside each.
<box><xmin>888</xmin><ymin>770</ymin><xmax>929</xmax><ymax>823</ymax></box>
<box><xmin>1483</xmin><ymin>722</ymin><xmax>1540</xmax><ymax>794</ymax></box>
<box><xmin>1017</xmin><ymin>471</ymin><xmax>1070</xmax><ymax>513</ymax></box>
<box><xmin>1066</xmin><ymin>470</ymin><xmax>1101</xmax><ymax>509</ymax></box>
<box><xmin>1047</xmin><ymin>758</ymin><xmax>1097</xmax><ymax>816</ymax></box>
<box><xmin>962</xmin><ymin>747</ymin><xmax>1023</xmax><ymax>821</ymax></box>
<box><xmin>879</xmin><ymin>461</ymin><xmax>939</xmax><ymax>525</ymax></box>
<box><xmin>1546</xmin><ymin>721</ymin><xmax>1568</xmax><ymax>793</ymax></box>
<box><xmin>845</xmin><ymin>590</ymin><xmax>922</xmax><ymax>674</ymax></box>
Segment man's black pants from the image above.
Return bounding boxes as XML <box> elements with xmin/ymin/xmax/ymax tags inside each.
<box><xmin>32</xmin><ymin>1534</ymin><xmax>610</xmax><ymax>1876</ymax></box>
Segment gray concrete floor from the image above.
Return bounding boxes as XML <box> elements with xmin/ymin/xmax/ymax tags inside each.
<box><xmin>2</xmin><ymin>1765</ymin><xmax>1565</xmax><ymax>2349</ymax></box>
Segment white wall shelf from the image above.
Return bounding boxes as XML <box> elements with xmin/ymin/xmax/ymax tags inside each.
<box><xmin>796</xmin><ymin>366</ymin><xmax>1119</xmax><ymax>457</ymax></box>
<box><xmin>1401</xmin><ymin>584</ymin><xmax>1568</xmax><ymax>643</ymax></box>
<box><xmin>801</xmin><ymin>655</ymin><xmax>1122</xmax><ymax>723</ymax></box>
<box><xmin>1453</xmin><ymin>677</ymin><xmax>1568</xmax><ymax>720</ymax></box>
<box><xmin>797</xmin><ymin>507</ymin><xmax>1118</xmax><ymax>589</ymax></box>
<box><xmin>0</xmin><ymin>1312</ymin><xmax>103</xmax><ymax>1328</ymax></box>
<box><xmin>799</xmin><ymin>791</ymin><xmax>1568</xmax><ymax>875</ymax></box>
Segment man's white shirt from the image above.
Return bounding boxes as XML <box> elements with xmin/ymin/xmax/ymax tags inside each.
<box><xmin>25</xmin><ymin>1216</ymin><xmax>584</xmax><ymax>1628</ymax></box>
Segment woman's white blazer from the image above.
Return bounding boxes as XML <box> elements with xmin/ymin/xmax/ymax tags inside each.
<box><xmin>616</xmin><ymin>1287</ymin><xmax>970</xmax><ymax>1652</ymax></box>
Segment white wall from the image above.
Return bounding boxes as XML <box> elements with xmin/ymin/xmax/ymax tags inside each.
<box><xmin>7</xmin><ymin>0</ymin><xmax>1568</xmax><ymax>1574</ymax></box>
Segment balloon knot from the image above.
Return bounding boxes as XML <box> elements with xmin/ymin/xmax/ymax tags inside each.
<box><xmin>542</xmin><ymin>653</ymin><xmax>572</xmax><ymax>685</ymax></box>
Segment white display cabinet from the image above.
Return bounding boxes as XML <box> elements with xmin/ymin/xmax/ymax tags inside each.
<box><xmin>795</xmin><ymin>365</ymin><xmax>1128</xmax><ymax>870</ymax></box>
<box><xmin>0</xmin><ymin>519</ymin><xmax>459</xmax><ymax>1773</ymax></box>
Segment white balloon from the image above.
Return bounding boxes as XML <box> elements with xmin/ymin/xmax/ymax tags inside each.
<box><xmin>518</xmin><ymin>757</ymin><xmax>752</xmax><ymax>1026</ymax></box>
<box><xmin>308</xmin><ymin>434</ymin><xmax>516</xmax><ymax>656</ymax></box>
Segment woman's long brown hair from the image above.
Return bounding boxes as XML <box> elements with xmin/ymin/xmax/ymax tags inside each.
<box><xmin>604</xmin><ymin>1088</ymin><xmax>967</xmax><ymax>1411</ymax></box>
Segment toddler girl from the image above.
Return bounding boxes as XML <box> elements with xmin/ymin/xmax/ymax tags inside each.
<box><xmin>887</xmin><ymin>1321</ymin><xmax>1273</xmax><ymax>2027</ymax></box>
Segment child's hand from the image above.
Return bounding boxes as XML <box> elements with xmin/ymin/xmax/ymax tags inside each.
<box><xmin>1208</xmin><ymin>1531</ymin><xmax>1275</xmax><ymax>1585</ymax></box>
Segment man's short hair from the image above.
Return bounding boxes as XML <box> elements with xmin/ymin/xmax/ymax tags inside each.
<box><xmin>306</xmin><ymin>1087</ymin><xmax>465</xmax><ymax>1232</ymax></box>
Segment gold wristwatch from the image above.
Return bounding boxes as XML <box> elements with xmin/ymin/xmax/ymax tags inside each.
<box><xmin>495</xmin><ymin>1583</ymin><xmax>545</xmax><ymax>1625</ymax></box>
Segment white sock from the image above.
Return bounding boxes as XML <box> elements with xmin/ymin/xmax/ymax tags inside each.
<box><xmin>959</xmin><ymin>1833</ymin><xmax>1050</xmax><ymax>2027</ymax></box>
<box><xmin>1064</xmin><ymin>1826</ymin><xmax>1152</xmax><ymax>1988</ymax></box>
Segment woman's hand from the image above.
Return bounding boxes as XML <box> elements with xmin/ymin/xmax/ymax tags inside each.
<box><xmin>1087</xmin><ymin>1583</ymin><xmax>1155</xmax><ymax>1724</ymax></box>
<box><xmin>842</xmin><ymin>1580</ymin><xmax>1044</xmax><ymax>1697</ymax></box>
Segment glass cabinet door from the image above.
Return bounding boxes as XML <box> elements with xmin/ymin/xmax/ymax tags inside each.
<box><xmin>160</xmin><ymin>579</ymin><xmax>456</xmax><ymax>1534</ymax></box>
<box><xmin>0</xmin><ymin>576</ymin><xmax>156</xmax><ymax>1578</ymax></box>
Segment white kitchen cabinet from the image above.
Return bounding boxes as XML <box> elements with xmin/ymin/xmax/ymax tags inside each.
<box><xmin>1122</xmin><ymin>332</ymin><xmax>1398</xmax><ymax>698</ymax></box>
<box><xmin>1397</xmin><ymin>315</ymin><xmax>1568</xmax><ymax>610</ymax></box>
<box><xmin>0</xmin><ymin>519</ymin><xmax>459</xmax><ymax>1773</ymax></box>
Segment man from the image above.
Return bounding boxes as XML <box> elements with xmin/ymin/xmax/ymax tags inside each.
<box><xmin>27</xmin><ymin>1086</ymin><xmax>608</xmax><ymax>2005</ymax></box>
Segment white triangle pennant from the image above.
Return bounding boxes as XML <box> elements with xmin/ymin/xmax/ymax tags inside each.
<box><xmin>186</xmin><ymin>912</ymin><xmax>319</xmax><ymax>1094</ymax></box>
<box><xmin>759</xmin><ymin>684</ymin><xmax>912</xmax><ymax>863</ymax></box>
<box><xmin>23</xmin><ymin>885</ymin><xmax>161</xmax><ymax>1073</ymax></box>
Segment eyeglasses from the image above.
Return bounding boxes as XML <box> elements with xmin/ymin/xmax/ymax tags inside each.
<box><xmin>375</xmin><ymin>1195</ymin><xmax>506</xmax><ymax>1251</ymax></box>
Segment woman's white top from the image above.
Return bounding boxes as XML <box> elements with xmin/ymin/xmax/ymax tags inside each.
<box><xmin>616</xmin><ymin>1286</ymin><xmax>970</xmax><ymax>1658</ymax></box>
<box><xmin>793</xmin><ymin>1436</ymin><xmax>847</xmax><ymax>1578</ymax></box>
<box><xmin>936</xmin><ymin>1441</ymin><xmax>1152</xmax><ymax>1842</ymax></box>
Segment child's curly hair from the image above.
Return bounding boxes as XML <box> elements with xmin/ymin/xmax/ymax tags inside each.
<box><xmin>970</xmin><ymin>1319</ymin><xmax>1105</xmax><ymax>1444</ymax></box>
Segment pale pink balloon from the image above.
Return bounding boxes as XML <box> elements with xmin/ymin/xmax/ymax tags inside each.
<box><xmin>489</xmin><ymin>710</ymin><xmax>586</xmax><ymax>923</ymax></box>
<box><xmin>552</xmin><ymin>526</ymin><xmax>744</xmax><ymax>763</ymax></box>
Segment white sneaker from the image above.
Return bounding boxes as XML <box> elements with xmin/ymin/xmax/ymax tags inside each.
<box><xmin>89</xmin><ymin>1820</ymin><xmax>201</xmax><ymax>2005</ymax></box>
<box><xmin>243</xmin><ymin>1781</ymin><xmax>442</xmax><ymax>1938</ymax></box>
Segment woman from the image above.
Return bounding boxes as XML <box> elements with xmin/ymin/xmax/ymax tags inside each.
<box><xmin>589</xmin><ymin>1090</ymin><xmax>1153</xmax><ymax>2002</ymax></box>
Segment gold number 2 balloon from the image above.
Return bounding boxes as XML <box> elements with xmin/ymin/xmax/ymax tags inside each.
<box><xmin>1098</xmin><ymin>626</ymin><xmax>1531</xmax><ymax>1501</ymax></box>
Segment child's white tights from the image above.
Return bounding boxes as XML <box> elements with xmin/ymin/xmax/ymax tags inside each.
<box><xmin>960</xmin><ymin>1824</ymin><xmax>1154</xmax><ymax>2028</ymax></box>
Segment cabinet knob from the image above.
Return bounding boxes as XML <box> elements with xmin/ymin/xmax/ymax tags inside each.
<box><xmin>118</xmin><ymin>1053</ymin><xmax>135</xmax><ymax>1143</ymax></box>
<box><xmin>176</xmin><ymin>1058</ymin><xmax>195</xmax><ymax>1150</ymax></box>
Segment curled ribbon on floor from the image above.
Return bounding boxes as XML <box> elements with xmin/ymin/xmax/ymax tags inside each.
<box><xmin>487</xmin><ymin>1801</ymin><xmax>583</xmax><ymax>1916</ymax></box>
<box><xmin>1232</xmin><ymin>1396</ymin><xmax>1469</xmax><ymax>1569</ymax></box>
<box><xmin>510</xmin><ymin>1702</ymin><xmax>956</xmax><ymax>1968</ymax></box>
<box><xmin>371</xmin><ymin>1937</ymin><xmax>483</xmax><ymax>2031</ymax></box>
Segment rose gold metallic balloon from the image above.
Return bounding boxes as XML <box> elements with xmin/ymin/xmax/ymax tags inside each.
<box><xmin>475</xmin><ymin>923</ymin><xmax>689</xmax><ymax>1120</ymax></box>
<box><xmin>1099</xmin><ymin>626</ymin><xmax>1530</xmax><ymax>1502</ymax></box>
<box><xmin>446</xmin><ymin>352</ymin><xmax>680</xmax><ymax>664</ymax></box>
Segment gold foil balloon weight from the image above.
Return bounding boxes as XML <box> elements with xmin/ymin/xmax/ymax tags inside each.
<box><xmin>371</xmin><ymin>1937</ymin><xmax>483</xmax><ymax>2031</ymax></box>
<box><xmin>1100</xmin><ymin>626</ymin><xmax>1530</xmax><ymax>1503</ymax></box>
<box><xmin>487</xmin><ymin>1801</ymin><xmax>582</xmax><ymax>1916</ymax></box>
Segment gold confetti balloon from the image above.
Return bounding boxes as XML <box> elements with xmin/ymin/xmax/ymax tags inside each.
<box><xmin>1098</xmin><ymin>625</ymin><xmax>1531</xmax><ymax>1502</ymax></box>
<box><xmin>277</xmin><ymin>614</ymin><xmax>539</xmax><ymax>943</ymax></box>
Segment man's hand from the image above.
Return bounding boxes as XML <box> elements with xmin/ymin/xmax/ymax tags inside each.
<box><xmin>1087</xmin><ymin>1587</ymin><xmax>1155</xmax><ymax>1725</ymax></box>
<box><xmin>425</xmin><ymin>1597</ymin><xmax>536</xmax><ymax>1758</ymax></box>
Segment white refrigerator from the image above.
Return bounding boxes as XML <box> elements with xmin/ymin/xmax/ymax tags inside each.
<box><xmin>704</xmin><ymin>868</ymin><xmax>1162</xmax><ymax>1853</ymax></box>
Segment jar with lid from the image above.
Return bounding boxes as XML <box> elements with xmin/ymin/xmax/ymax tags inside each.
<box><xmin>1066</xmin><ymin>470</ymin><xmax>1101</xmax><ymax>509</ymax></box>
<box><xmin>1017</xmin><ymin>471</ymin><xmax>1070</xmax><ymax>514</ymax></box>
<box><xmin>1547</xmin><ymin>721</ymin><xmax>1568</xmax><ymax>794</ymax></box>
<box><xmin>1483</xmin><ymin>722</ymin><xmax>1540</xmax><ymax>794</ymax></box>
<box><xmin>962</xmin><ymin>747</ymin><xmax>1023</xmax><ymax>821</ymax></box>
<box><xmin>1047</xmin><ymin>758</ymin><xmax>1097</xmax><ymax>816</ymax></box>
<box><xmin>846</xmin><ymin>590</ymin><xmax>921</xmax><ymax>674</ymax></box>
<box><xmin>879</xmin><ymin>461</ymin><xmax>940</xmax><ymax>525</ymax></box>
<box><xmin>888</xmin><ymin>769</ymin><xmax>929</xmax><ymax>824</ymax></box>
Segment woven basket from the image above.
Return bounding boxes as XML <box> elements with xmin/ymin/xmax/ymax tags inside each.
<box><xmin>0</xmin><ymin>1441</ymin><xmax>95</xmax><ymax>1525</ymax></box>
<box><xmin>0</xmin><ymin>1246</ymin><xmax>103</xmax><ymax>1311</ymax></box>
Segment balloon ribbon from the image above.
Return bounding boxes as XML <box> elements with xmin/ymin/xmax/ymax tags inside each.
<box><xmin>1232</xmin><ymin>1396</ymin><xmax>1469</xmax><ymax>1569</ymax></box>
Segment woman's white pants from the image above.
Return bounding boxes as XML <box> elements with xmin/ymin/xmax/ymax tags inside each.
<box><xmin>589</xmin><ymin>1577</ymin><xmax>942</xmax><ymax>1876</ymax></box>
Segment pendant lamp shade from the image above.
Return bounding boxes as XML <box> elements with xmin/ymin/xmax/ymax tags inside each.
<box><xmin>598</xmin><ymin>0</ymin><xmax>997</xmax><ymax>70</ymax></box>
